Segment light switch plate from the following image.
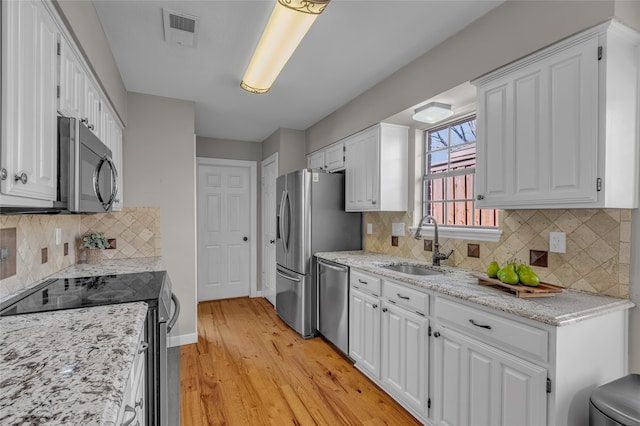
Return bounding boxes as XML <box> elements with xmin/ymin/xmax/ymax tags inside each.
<box><xmin>549</xmin><ymin>231</ymin><xmax>566</xmax><ymax>253</ymax></box>
<box><xmin>391</xmin><ymin>222</ymin><xmax>405</xmax><ymax>237</ymax></box>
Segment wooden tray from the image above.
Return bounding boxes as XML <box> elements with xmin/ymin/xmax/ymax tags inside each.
<box><xmin>472</xmin><ymin>274</ymin><xmax>563</xmax><ymax>298</ymax></box>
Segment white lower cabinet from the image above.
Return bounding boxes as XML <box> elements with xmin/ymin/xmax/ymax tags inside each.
<box><xmin>381</xmin><ymin>302</ymin><xmax>429</xmax><ymax>418</ymax></box>
<box><xmin>345</xmin><ymin>267</ymin><xmax>629</xmax><ymax>426</ymax></box>
<box><xmin>117</xmin><ymin>336</ymin><xmax>147</xmax><ymax>426</ymax></box>
<box><xmin>431</xmin><ymin>327</ymin><xmax>546</xmax><ymax>426</ymax></box>
<box><xmin>349</xmin><ymin>286</ymin><xmax>381</xmax><ymax>379</ymax></box>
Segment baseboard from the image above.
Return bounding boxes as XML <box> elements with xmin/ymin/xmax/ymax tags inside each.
<box><xmin>252</xmin><ymin>291</ymin><xmax>263</xmax><ymax>298</ymax></box>
<box><xmin>169</xmin><ymin>332</ymin><xmax>197</xmax><ymax>347</ymax></box>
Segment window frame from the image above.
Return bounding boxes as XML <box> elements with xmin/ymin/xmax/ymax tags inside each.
<box><xmin>414</xmin><ymin>114</ymin><xmax>502</xmax><ymax>242</ymax></box>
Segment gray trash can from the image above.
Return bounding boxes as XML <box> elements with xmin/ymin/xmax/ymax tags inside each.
<box><xmin>590</xmin><ymin>374</ymin><xmax>640</xmax><ymax>426</ymax></box>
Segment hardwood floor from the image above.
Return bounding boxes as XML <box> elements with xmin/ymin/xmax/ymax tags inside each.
<box><xmin>180</xmin><ymin>297</ymin><xmax>421</xmax><ymax>425</ymax></box>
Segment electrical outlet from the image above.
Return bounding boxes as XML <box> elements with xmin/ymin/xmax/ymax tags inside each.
<box><xmin>367</xmin><ymin>223</ymin><xmax>373</xmax><ymax>235</ymax></box>
<box><xmin>549</xmin><ymin>232</ymin><xmax>566</xmax><ymax>253</ymax></box>
<box><xmin>55</xmin><ymin>228</ymin><xmax>62</xmax><ymax>246</ymax></box>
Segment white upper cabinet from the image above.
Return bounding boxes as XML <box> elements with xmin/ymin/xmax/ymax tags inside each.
<box><xmin>306</xmin><ymin>140</ymin><xmax>345</xmax><ymax>172</ymax></box>
<box><xmin>307</xmin><ymin>150</ymin><xmax>325</xmax><ymax>171</ymax></box>
<box><xmin>344</xmin><ymin>123</ymin><xmax>408</xmax><ymax>212</ymax></box>
<box><xmin>324</xmin><ymin>141</ymin><xmax>345</xmax><ymax>172</ymax></box>
<box><xmin>473</xmin><ymin>20</ymin><xmax>640</xmax><ymax>209</ymax></box>
<box><xmin>1</xmin><ymin>0</ymin><xmax>59</xmax><ymax>205</ymax></box>
<box><xmin>58</xmin><ymin>35</ymin><xmax>85</xmax><ymax>119</ymax></box>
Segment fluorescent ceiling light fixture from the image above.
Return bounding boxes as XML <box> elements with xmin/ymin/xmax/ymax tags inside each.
<box><xmin>412</xmin><ymin>102</ymin><xmax>454</xmax><ymax>124</ymax></box>
<box><xmin>241</xmin><ymin>0</ymin><xmax>330</xmax><ymax>94</ymax></box>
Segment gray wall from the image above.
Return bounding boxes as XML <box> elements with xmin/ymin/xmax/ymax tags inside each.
<box><xmin>262</xmin><ymin>128</ymin><xmax>306</xmax><ymax>176</ymax></box>
<box><xmin>196</xmin><ymin>136</ymin><xmax>264</xmax><ymax>292</ymax></box>
<box><xmin>124</xmin><ymin>93</ymin><xmax>197</xmax><ymax>344</ymax></box>
<box><xmin>306</xmin><ymin>1</ymin><xmax>616</xmax><ymax>151</ymax></box>
<box><xmin>53</xmin><ymin>0</ymin><xmax>128</xmax><ymax>124</ymax></box>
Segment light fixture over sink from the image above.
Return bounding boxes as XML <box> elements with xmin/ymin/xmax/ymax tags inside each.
<box><xmin>241</xmin><ymin>0</ymin><xmax>330</xmax><ymax>94</ymax></box>
<box><xmin>412</xmin><ymin>102</ymin><xmax>454</xmax><ymax>124</ymax></box>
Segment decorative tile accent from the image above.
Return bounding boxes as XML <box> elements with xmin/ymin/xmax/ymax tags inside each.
<box><xmin>41</xmin><ymin>248</ymin><xmax>48</xmax><ymax>264</ymax></box>
<box><xmin>391</xmin><ymin>236</ymin><xmax>399</xmax><ymax>247</ymax></box>
<box><xmin>467</xmin><ymin>244</ymin><xmax>480</xmax><ymax>258</ymax></box>
<box><xmin>530</xmin><ymin>250</ymin><xmax>548</xmax><ymax>267</ymax></box>
<box><xmin>0</xmin><ymin>207</ymin><xmax>162</xmax><ymax>300</ymax></box>
<box><xmin>364</xmin><ymin>208</ymin><xmax>632</xmax><ymax>298</ymax></box>
<box><xmin>424</xmin><ymin>239</ymin><xmax>433</xmax><ymax>252</ymax></box>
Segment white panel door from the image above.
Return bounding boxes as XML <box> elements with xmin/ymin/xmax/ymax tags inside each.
<box><xmin>349</xmin><ymin>287</ymin><xmax>381</xmax><ymax>378</ymax></box>
<box><xmin>58</xmin><ymin>36</ymin><xmax>85</xmax><ymax>118</ymax></box>
<box><xmin>1</xmin><ymin>0</ymin><xmax>58</xmax><ymax>202</ymax></box>
<box><xmin>197</xmin><ymin>163</ymin><xmax>251</xmax><ymax>301</ymax></box>
<box><xmin>261</xmin><ymin>153</ymin><xmax>278</xmax><ymax>307</ymax></box>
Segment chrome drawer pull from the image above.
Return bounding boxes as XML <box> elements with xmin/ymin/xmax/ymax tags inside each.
<box><xmin>138</xmin><ymin>342</ymin><xmax>149</xmax><ymax>354</ymax></box>
<box><xmin>397</xmin><ymin>293</ymin><xmax>410</xmax><ymax>300</ymax></box>
<box><xmin>358</xmin><ymin>279</ymin><xmax>368</xmax><ymax>285</ymax></box>
<box><xmin>469</xmin><ymin>319</ymin><xmax>492</xmax><ymax>330</ymax></box>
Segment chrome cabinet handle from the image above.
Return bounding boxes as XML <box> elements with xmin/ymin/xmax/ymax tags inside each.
<box><xmin>358</xmin><ymin>279</ymin><xmax>368</xmax><ymax>285</ymax></box>
<box><xmin>382</xmin><ymin>307</ymin><xmax>388</xmax><ymax>312</ymax></box>
<box><xmin>372</xmin><ymin>304</ymin><xmax>378</xmax><ymax>309</ymax></box>
<box><xmin>138</xmin><ymin>342</ymin><xmax>149</xmax><ymax>354</ymax></box>
<box><xmin>0</xmin><ymin>168</ymin><xmax>7</xmax><ymax>181</ymax></box>
<box><xmin>243</xmin><ymin>236</ymin><xmax>248</xmax><ymax>241</ymax></box>
<box><xmin>476</xmin><ymin>194</ymin><xmax>485</xmax><ymax>200</ymax></box>
<box><xmin>121</xmin><ymin>405</ymin><xmax>137</xmax><ymax>426</ymax></box>
<box><xmin>80</xmin><ymin>117</ymin><xmax>89</xmax><ymax>125</ymax></box>
<box><xmin>269</xmin><ymin>239</ymin><xmax>275</xmax><ymax>244</ymax></box>
<box><xmin>397</xmin><ymin>293</ymin><xmax>410</xmax><ymax>300</ymax></box>
<box><xmin>135</xmin><ymin>398</ymin><xmax>143</xmax><ymax>408</ymax></box>
<box><xmin>433</xmin><ymin>331</ymin><xmax>441</xmax><ymax>338</ymax></box>
<box><xmin>469</xmin><ymin>319</ymin><xmax>492</xmax><ymax>330</ymax></box>
<box><xmin>88</xmin><ymin>124</ymin><xmax>95</xmax><ymax>131</ymax></box>
<box><xmin>14</xmin><ymin>172</ymin><xmax>28</xmax><ymax>184</ymax></box>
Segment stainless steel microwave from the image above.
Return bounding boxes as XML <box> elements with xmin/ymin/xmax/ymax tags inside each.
<box><xmin>56</xmin><ymin>116</ymin><xmax>118</xmax><ymax>213</ymax></box>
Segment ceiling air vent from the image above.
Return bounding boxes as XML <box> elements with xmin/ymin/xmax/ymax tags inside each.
<box><xmin>163</xmin><ymin>8</ymin><xmax>200</xmax><ymax>48</ymax></box>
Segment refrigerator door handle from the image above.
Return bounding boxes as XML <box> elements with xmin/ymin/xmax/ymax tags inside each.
<box><xmin>283</xmin><ymin>190</ymin><xmax>291</xmax><ymax>253</ymax></box>
<box><xmin>278</xmin><ymin>190</ymin><xmax>287</xmax><ymax>253</ymax></box>
<box><xmin>276</xmin><ymin>267</ymin><xmax>301</xmax><ymax>282</ymax></box>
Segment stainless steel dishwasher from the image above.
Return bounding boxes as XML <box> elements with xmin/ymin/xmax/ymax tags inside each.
<box><xmin>316</xmin><ymin>258</ymin><xmax>349</xmax><ymax>356</ymax></box>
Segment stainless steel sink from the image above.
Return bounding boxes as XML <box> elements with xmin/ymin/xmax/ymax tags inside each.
<box><xmin>381</xmin><ymin>264</ymin><xmax>443</xmax><ymax>276</ymax></box>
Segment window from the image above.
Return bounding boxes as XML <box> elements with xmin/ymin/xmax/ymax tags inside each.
<box><xmin>423</xmin><ymin>115</ymin><xmax>499</xmax><ymax>229</ymax></box>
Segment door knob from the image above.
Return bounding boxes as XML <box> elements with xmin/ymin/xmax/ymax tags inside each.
<box><xmin>243</xmin><ymin>236</ymin><xmax>248</xmax><ymax>242</ymax></box>
<box><xmin>14</xmin><ymin>172</ymin><xmax>28</xmax><ymax>184</ymax></box>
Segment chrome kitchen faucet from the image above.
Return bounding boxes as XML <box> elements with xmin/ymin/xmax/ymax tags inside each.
<box><xmin>414</xmin><ymin>215</ymin><xmax>453</xmax><ymax>266</ymax></box>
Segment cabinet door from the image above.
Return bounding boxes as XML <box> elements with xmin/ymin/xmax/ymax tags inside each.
<box><xmin>58</xmin><ymin>36</ymin><xmax>85</xmax><ymax>118</ymax></box>
<box><xmin>349</xmin><ymin>287</ymin><xmax>381</xmax><ymax>378</ymax></box>
<box><xmin>345</xmin><ymin>128</ymin><xmax>379</xmax><ymax>211</ymax></box>
<box><xmin>307</xmin><ymin>150</ymin><xmax>325</xmax><ymax>170</ymax></box>
<box><xmin>83</xmin><ymin>78</ymin><xmax>101</xmax><ymax>136</ymax></box>
<box><xmin>325</xmin><ymin>141</ymin><xmax>344</xmax><ymax>172</ymax></box>
<box><xmin>381</xmin><ymin>303</ymin><xmax>429</xmax><ymax>416</ymax></box>
<box><xmin>476</xmin><ymin>37</ymin><xmax>599</xmax><ymax>208</ymax></box>
<box><xmin>1</xmin><ymin>0</ymin><xmax>58</xmax><ymax>202</ymax></box>
<box><xmin>432</xmin><ymin>327</ymin><xmax>547</xmax><ymax>426</ymax></box>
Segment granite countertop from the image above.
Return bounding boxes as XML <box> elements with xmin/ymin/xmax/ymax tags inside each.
<box><xmin>0</xmin><ymin>302</ymin><xmax>148</xmax><ymax>425</ymax></box>
<box><xmin>315</xmin><ymin>251</ymin><xmax>635</xmax><ymax>327</ymax></box>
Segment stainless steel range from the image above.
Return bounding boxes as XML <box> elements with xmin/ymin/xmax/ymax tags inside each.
<box><xmin>0</xmin><ymin>271</ymin><xmax>180</xmax><ymax>426</ymax></box>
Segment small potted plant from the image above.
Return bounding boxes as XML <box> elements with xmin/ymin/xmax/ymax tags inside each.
<box><xmin>79</xmin><ymin>231</ymin><xmax>109</xmax><ymax>264</ymax></box>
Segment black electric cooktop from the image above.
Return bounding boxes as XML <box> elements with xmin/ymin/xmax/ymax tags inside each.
<box><xmin>0</xmin><ymin>271</ymin><xmax>167</xmax><ymax>316</ymax></box>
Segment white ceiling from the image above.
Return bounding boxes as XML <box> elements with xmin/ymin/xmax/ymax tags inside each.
<box><xmin>93</xmin><ymin>0</ymin><xmax>502</xmax><ymax>142</ymax></box>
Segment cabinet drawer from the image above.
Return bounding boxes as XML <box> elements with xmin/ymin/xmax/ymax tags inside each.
<box><xmin>435</xmin><ymin>297</ymin><xmax>548</xmax><ymax>362</ymax></box>
<box><xmin>383</xmin><ymin>280</ymin><xmax>429</xmax><ymax>315</ymax></box>
<box><xmin>350</xmin><ymin>269</ymin><xmax>381</xmax><ymax>296</ymax></box>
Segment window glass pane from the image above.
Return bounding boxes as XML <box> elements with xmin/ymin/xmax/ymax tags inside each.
<box><xmin>429</xmin><ymin>129</ymin><xmax>448</xmax><ymax>152</ymax></box>
<box><xmin>449</xmin><ymin>119</ymin><xmax>477</xmax><ymax>147</ymax></box>
<box><xmin>424</xmin><ymin>115</ymin><xmax>499</xmax><ymax>229</ymax></box>
<box><xmin>427</xmin><ymin>149</ymin><xmax>448</xmax><ymax>173</ymax></box>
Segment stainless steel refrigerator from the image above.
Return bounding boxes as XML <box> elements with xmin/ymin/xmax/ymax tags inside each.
<box><xmin>276</xmin><ymin>170</ymin><xmax>361</xmax><ymax>338</ymax></box>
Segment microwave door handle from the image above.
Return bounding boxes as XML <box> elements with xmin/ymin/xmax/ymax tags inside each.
<box><xmin>93</xmin><ymin>157</ymin><xmax>106</xmax><ymax>205</ymax></box>
<box><xmin>104</xmin><ymin>155</ymin><xmax>118</xmax><ymax>210</ymax></box>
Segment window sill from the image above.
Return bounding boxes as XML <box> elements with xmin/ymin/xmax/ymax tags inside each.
<box><xmin>408</xmin><ymin>225</ymin><xmax>503</xmax><ymax>242</ymax></box>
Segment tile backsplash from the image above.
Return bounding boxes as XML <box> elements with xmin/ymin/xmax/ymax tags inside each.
<box><xmin>0</xmin><ymin>207</ymin><xmax>161</xmax><ymax>300</ymax></box>
<box><xmin>364</xmin><ymin>209</ymin><xmax>631</xmax><ymax>298</ymax></box>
